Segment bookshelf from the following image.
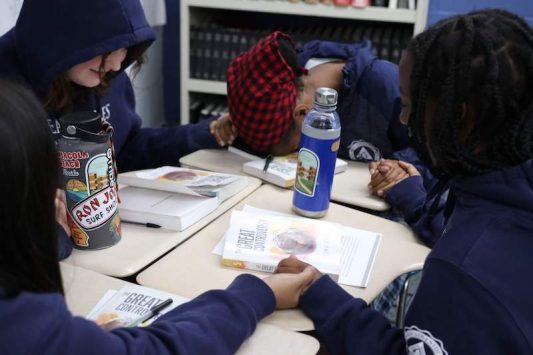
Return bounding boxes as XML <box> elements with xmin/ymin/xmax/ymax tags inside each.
<box><xmin>180</xmin><ymin>0</ymin><xmax>429</xmax><ymax>123</ymax></box>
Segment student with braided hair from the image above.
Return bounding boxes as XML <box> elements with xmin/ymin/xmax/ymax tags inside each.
<box><xmin>275</xmin><ymin>9</ymin><xmax>533</xmax><ymax>354</ymax></box>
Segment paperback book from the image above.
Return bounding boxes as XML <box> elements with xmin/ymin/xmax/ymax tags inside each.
<box><xmin>118</xmin><ymin>167</ymin><xmax>248</xmax><ymax>231</ymax></box>
<box><xmin>118</xmin><ymin>186</ymin><xmax>218</xmax><ymax>231</ymax></box>
<box><xmin>119</xmin><ymin>166</ymin><xmax>248</xmax><ymax>203</ymax></box>
<box><xmin>221</xmin><ymin>210</ymin><xmax>343</xmax><ymax>277</ymax></box>
<box><xmin>215</xmin><ymin>206</ymin><xmax>381</xmax><ymax>287</ymax></box>
<box><xmin>87</xmin><ymin>284</ymin><xmax>188</xmax><ymax>330</ymax></box>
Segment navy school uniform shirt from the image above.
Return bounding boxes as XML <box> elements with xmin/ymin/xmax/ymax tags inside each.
<box><xmin>300</xmin><ymin>160</ymin><xmax>533</xmax><ymax>354</ymax></box>
<box><xmin>298</xmin><ymin>40</ymin><xmax>409</xmax><ymax>161</ymax></box>
<box><xmin>0</xmin><ymin>274</ymin><xmax>276</xmax><ymax>355</ymax></box>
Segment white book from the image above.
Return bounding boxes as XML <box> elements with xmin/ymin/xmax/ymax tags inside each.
<box><xmin>388</xmin><ymin>0</ymin><xmax>398</xmax><ymax>9</ymax></box>
<box><xmin>87</xmin><ymin>284</ymin><xmax>188</xmax><ymax>329</ymax></box>
<box><xmin>118</xmin><ymin>186</ymin><xmax>218</xmax><ymax>231</ymax></box>
<box><xmin>222</xmin><ymin>210</ymin><xmax>343</xmax><ymax>277</ymax></box>
<box><xmin>242</xmin><ymin>152</ymin><xmax>347</xmax><ymax>188</ymax></box>
<box><xmin>215</xmin><ymin>206</ymin><xmax>381</xmax><ymax>287</ymax></box>
<box><xmin>119</xmin><ymin>166</ymin><xmax>248</xmax><ymax>203</ymax></box>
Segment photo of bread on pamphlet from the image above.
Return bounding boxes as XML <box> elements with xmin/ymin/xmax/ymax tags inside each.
<box><xmin>221</xmin><ymin>210</ymin><xmax>343</xmax><ymax>278</ymax></box>
<box><xmin>87</xmin><ymin>284</ymin><xmax>187</xmax><ymax>330</ymax></box>
<box><xmin>235</xmin><ymin>150</ymin><xmax>347</xmax><ymax>188</ymax></box>
<box><xmin>118</xmin><ymin>167</ymin><xmax>248</xmax><ymax>231</ymax></box>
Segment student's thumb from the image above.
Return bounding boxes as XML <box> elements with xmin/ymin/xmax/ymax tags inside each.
<box><xmin>298</xmin><ymin>266</ymin><xmax>322</xmax><ymax>292</ymax></box>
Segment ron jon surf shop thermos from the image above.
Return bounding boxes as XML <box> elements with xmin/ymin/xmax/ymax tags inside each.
<box><xmin>292</xmin><ymin>87</ymin><xmax>341</xmax><ymax>218</ymax></box>
<box><xmin>57</xmin><ymin>111</ymin><xmax>121</xmax><ymax>249</ymax></box>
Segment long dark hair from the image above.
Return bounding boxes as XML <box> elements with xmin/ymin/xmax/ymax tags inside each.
<box><xmin>407</xmin><ymin>9</ymin><xmax>533</xmax><ymax>176</ymax></box>
<box><xmin>0</xmin><ymin>79</ymin><xmax>63</xmax><ymax>297</ymax></box>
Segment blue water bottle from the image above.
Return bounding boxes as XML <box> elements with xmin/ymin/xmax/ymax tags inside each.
<box><xmin>293</xmin><ymin>87</ymin><xmax>341</xmax><ymax>218</ymax></box>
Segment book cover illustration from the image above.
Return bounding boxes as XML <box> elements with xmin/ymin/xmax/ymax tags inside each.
<box><xmin>222</xmin><ymin>210</ymin><xmax>342</xmax><ymax>275</ymax></box>
<box><xmin>120</xmin><ymin>166</ymin><xmax>242</xmax><ymax>197</ymax></box>
<box><xmin>87</xmin><ymin>284</ymin><xmax>187</xmax><ymax>330</ymax></box>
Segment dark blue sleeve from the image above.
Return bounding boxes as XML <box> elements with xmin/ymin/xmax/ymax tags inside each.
<box><xmin>300</xmin><ymin>276</ymin><xmax>406</xmax><ymax>355</ymax></box>
<box><xmin>385</xmin><ymin>176</ymin><xmax>444</xmax><ymax>247</ymax></box>
<box><xmin>52</xmin><ymin>274</ymin><xmax>276</xmax><ymax>355</ymax></box>
<box><xmin>116</xmin><ymin>118</ymin><xmax>220</xmax><ymax>172</ymax></box>
<box><xmin>56</xmin><ymin>224</ymin><xmax>73</xmax><ymax>260</ymax></box>
<box><xmin>404</xmin><ymin>259</ymin><xmax>528</xmax><ymax>354</ymax></box>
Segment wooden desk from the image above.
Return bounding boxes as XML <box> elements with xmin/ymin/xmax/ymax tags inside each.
<box><xmin>64</xmin><ymin>178</ymin><xmax>262</xmax><ymax>277</ymax></box>
<box><xmin>137</xmin><ymin>185</ymin><xmax>430</xmax><ymax>331</ymax></box>
<box><xmin>180</xmin><ymin>149</ymin><xmax>389</xmax><ymax>211</ymax></box>
<box><xmin>61</xmin><ymin>263</ymin><xmax>319</xmax><ymax>355</ymax></box>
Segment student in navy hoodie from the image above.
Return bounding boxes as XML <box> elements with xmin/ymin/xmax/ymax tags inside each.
<box><xmin>0</xmin><ymin>0</ymin><xmax>222</xmax><ymax>258</ymax></box>
<box><xmin>211</xmin><ymin>31</ymin><xmax>408</xmax><ymax>161</ymax></box>
<box><xmin>0</xmin><ymin>79</ymin><xmax>317</xmax><ymax>355</ymax></box>
<box><xmin>276</xmin><ymin>9</ymin><xmax>533</xmax><ymax>354</ymax></box>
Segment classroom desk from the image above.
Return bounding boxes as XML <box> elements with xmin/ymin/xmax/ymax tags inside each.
<box><xmin>60</xmin><ymin>263</ymin><xmax>319</xmax><ymax>355</ymax></box>
<box><xmin>64</xmin><ymin>178</ymin><xmax>262</xmax><ymax>278</ymax></box>
<box><xmin>137</xmin><ymin>184</ymin><xmax>430</xmax><ymax>331</ymax></box>
<box><xmin>180</xmin><ymin>148</ymin><xmax>389</xmax><ymax>211</ymax></box>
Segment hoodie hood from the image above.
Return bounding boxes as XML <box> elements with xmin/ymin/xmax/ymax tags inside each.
<box><xmin>13</xmin><ymin>0</ymin><xmax>155</xmax><ymax>93</ymax></box>
<box><xmin>451</xmin><ymin>160</ymin><xmax>533</xmax><ymax>214</ymax></box>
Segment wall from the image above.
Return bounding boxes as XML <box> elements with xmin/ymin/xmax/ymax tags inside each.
<box><xmin>427</xmin><ymin>0</ymin><xmax>533</xmax><ymax>27</ymax></box>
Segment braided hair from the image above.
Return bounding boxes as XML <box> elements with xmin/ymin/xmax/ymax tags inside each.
<box><xmin>407</xmin><ymin>9</ymin><xmax>533</xmax><ymax>176</ymax></box>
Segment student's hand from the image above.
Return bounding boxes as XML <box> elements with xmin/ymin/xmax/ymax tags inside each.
<box><xmin>263</xmin><ymin>260</ymin><xmax>320</xmax><ymax>309</ymax></box>
<box><xmin>209</xmin><ymin>113</ymin><xmax>238</xmax><ymax>146</ymax></box>
<box><xmin>368</xmin><ymin>160</ymin><xmax>420</xmax><ymax>197</ymax></box>
<box><xmin>55</xmin><ymin>189</ymin><xmax>71</xmax><ymax>237</ymax></box>
<box><xmin>275</xmin><ymin>255</ymin><xmax>322</xmax><ymax>283</ymax></box>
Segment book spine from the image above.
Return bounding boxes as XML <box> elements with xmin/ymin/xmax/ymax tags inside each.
<box><xmin>221</xmin><ymin>258</ymin><xmax>277</xmax><ymax>273</ymax></box>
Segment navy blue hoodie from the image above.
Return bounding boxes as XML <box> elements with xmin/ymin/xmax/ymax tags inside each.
<box><xmin>300</xmin><ymin>160</ymin><xmax>533</xmax><ymax>354</ymax></box>
<box><xmin>298</xmin><ymin>40</ymin><xmax>408</xmax><ymax>161</ymax></box>
<box><xmin>0</xmin><ymin>274</ymin><xmax>276</xmax><ymax>355</ymax></box>
<box><xmin>0</xmin><ymin>0</ymin><xmax>219</xmax><ymax>173</ymax></box>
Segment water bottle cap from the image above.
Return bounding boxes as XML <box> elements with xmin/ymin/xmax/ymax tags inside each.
<box><xmin>314</xmin><ymin>87</ymin><xmax>338</xmax><ymax>107</ymax></box>
<box><xmin>59</xmin><ymin>111</ymin><xmax>109</xmax><ymax>143</ymax></box>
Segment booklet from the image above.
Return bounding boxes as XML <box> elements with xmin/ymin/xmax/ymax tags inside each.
<box><xmin>87</xmin><ymin>284</ymin><xmax>188</xmax><ymax>329</ymax></box>
<box><xmin>238</xmin><ymin>151</ymin><xmax>347</xmax><ymax>188</ymax></box>
<box><xmin>216</xmin><ymin>206</ymin><xmax>381</xmax><ymax>288</ymax></box>
<box><xmin>119</xmin><ymin>166</ymin><xmax>248</xmax><ymax>203</ymax></box>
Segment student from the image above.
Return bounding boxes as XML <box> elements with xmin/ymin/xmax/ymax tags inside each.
<box><xmin>0</xmin><ymin>78</ymin><xmax>317</xmax><ymax>355</ymax></box>
<box><xmin>277</xmin><ymin>9</ymin><xmax>533</xmax><ymax>353</ymax></box>
<box><xmin>0</xmin><ymin>0</ymin><xmax>222</xmax><ymax>257</ymax></box>
<box><xmin>212</xmin><ymin>31</ymin><xmax>408</xmax><ymax>161</ymax></box>
<box><xmin>0</xmin><ymin>0</ymin><xmax>220</xmax><ymax>173</ymax></box>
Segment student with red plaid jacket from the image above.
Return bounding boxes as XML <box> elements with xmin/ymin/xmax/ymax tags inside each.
<box><xmin>212</xmin><ymin>31</ymin><xmax>409</xmax><ymax>162</ymax></box>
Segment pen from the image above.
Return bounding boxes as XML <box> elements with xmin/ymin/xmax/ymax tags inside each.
<box><xmin>127</xmin><ymin>298</ymin><xmax>174</xmax><ymax>327</ymax></box>
<box><xmin>121</xmin><ymin>220</ymin><xmax>161</xmax><ymax>228</ymax></box>
<box><xmin>263</xmin><ymin>154</ymin><xmax>273</xmax><ymax>173</ymax></box>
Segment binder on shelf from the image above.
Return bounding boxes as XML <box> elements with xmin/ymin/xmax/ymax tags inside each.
<box><xmin>202</xmin><ymin>28</ymin><xmax>214</xmax><ymax>80</ymax></box>
<box><xmin>210</xmin><ymin>31</ymin><xmax>223</xmax><ymax>81</ymax></box>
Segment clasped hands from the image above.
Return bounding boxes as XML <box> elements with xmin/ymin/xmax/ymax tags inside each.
<box><xmin>368</xmin><ymin>159</ymin><xmax>420</xmax><ymax>197</ymax></box>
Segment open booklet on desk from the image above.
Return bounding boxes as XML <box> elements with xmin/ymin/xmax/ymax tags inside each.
<box><xmin>228</xmin><ymin>146</ymin><xmax>347</xmax><ymax>188</ymax></box>
<box><xmin>87</xmin><ymin>284</ymin><xmax>188</xmax><ymax>330</ymax></box>
<box><xmin>118</xmin><ymin>166</ymin><xmax>248</xmax><ymax>231</ymax></box>
<box><xmin>215</xmin><ymin>206</ymin><xmax>381</xmax><ymax>288</ymax></box>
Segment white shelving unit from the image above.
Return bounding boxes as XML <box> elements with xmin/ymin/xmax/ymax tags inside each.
<box><xmin>180</xmin><ymin>0</ymin><xmax>429</xmax><ymax>123</ymax></box>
